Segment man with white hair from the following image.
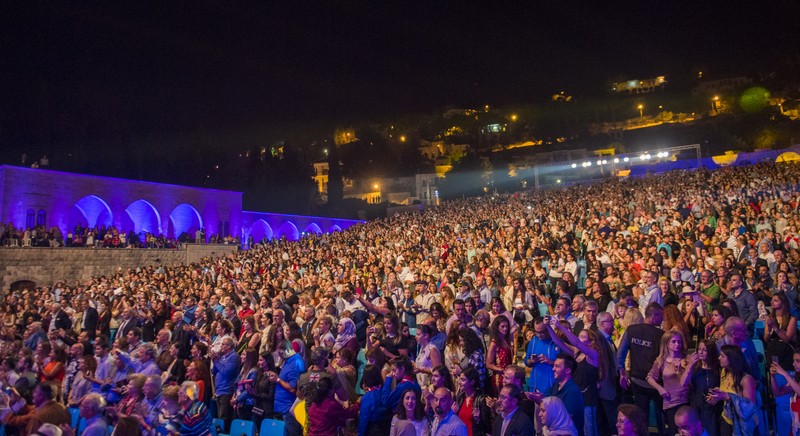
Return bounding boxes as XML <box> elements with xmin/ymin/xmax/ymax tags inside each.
<box><xmin>140</xmin><ymin>375</ymin><xmax>163</xmax><ymax>432</ymax></box>
<box><xmin>155</xmin><ymin>328</ymin><xmax>173</xmax><ymax>371</ymax></box>
<box><xmin>115</xmin><ymin>343</ymin><xmax>161</xmax><ymax>376</ymax></box>
<box><xmin>47</xmin><ymin>303</ymin><xmax>71</xmax><ymax>333</ymax></box>
<box><xmin>77</xmin><ymin>393</ymin><xmax>108</xmax><ymax>436</ymax></box>
<box><xmin>212</xmin><ymin>336</ymin><xmax>240</xmax><ymax>429</ymax></box>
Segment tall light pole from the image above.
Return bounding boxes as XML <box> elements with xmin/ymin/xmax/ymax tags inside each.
<box><xmin>712</xmin><ymin>96</ymin><xmax>719</xmax><ymax>114</ymax></box>
<box><xmin>637</xmin><ymin>104</ymin><xmax>644</xmax><ymax>121</ymax></box>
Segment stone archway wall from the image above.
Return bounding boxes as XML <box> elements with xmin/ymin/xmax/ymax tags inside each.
<box><xmin>0</xmin><ymin>244</ymin><xmax>238</xmax><ymax>293</ymax></box>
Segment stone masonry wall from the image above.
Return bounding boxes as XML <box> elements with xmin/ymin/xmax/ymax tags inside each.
<box><xmin>0</xmin><ymin>244</ymin><xmax>239</xmax><ymax>291</ymax></box>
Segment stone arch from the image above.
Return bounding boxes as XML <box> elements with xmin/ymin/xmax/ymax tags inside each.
<box><xmin>169</xmin><ymin>203</ymin><xmax>203</xmax><ymax>239</ymax></box>
<box><xmin>304</xmin><ymin>223</ymin><xmax>322</xmax><ymax>234</ymax></box>
<box><xmin>69</xmin><ymin>195</ymin><xmax>113</xmax><ymax>230</ymax></box>
<box><xmin>277</xmin><ymin>221</ymin><xmax>299</xmax><ymax>241</ymax></box>
<box><xmin>10</xmin><ymin>280</ymin><xmax>37</xmax><ymax>292</ymax></box>
<box><xmin>329</xmin><ymin>224</ymin><xmax>343</xmax><ymax>233</ymax></box>
<box><xmin>123</xmin><ymin>199</ymin><xmax>162</xmax><ymax>235</ymax></box>
<box><xmin>250</xmin><ymin>219</ymin><xmax>274</xmax><ymax>243</ymax></box>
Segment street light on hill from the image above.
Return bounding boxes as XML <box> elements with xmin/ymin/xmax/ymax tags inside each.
<box><xmin>637</xmin><ymin>104</ymin><xmax>644</xmax><ymax>121</ymax></box>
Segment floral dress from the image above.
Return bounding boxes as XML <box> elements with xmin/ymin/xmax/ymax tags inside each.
<box><xmin>490</xmin><ymin>341</ymin><xmax>512</xmax><ymax>392</ymax></box>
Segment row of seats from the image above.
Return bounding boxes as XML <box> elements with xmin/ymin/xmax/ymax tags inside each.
<box><xmin>212</xmin><ymin>417</ymin><xmax>284</xmax><ymax>436</ymax></box>
<box><xmin>68</xmin><ymin>408</ymin><xmax>284</xmax><ymax>436</ymax></box>
<box><xmin>69</xmin><ymin>407</ymin><xmax>114</xmax><ymax>434</ymax></box>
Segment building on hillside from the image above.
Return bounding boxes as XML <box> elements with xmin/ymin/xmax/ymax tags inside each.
<box><xmin>692</xmin><ymin>76</ymin><xmax>754</xmax><ymax>96</ymax></box>
<box><xmin>311</xmin><ymin>162</ymin><xmax>440</xmax><ymax>206</ymax></box>
<box><xmin>612</xmin><ymin>76</ymin><xmax>666</xmax><ymax>94</ymax></box>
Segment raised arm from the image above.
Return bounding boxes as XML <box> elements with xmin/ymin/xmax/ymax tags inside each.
<box><xmin>544</xmin><ymin>323</ymin><xmax>575</xmax><ymax>357</ymax></box>
<box><xmin>552</xmin><ymin>319</ymin><xmax>597</xmax><ymax>362</ymax></box>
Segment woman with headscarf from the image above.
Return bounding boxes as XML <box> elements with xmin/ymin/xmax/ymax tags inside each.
<box><xmin>538</xmin><ymin>396</ymin><xmax>578</xmax><ymax>436</ymax></box>
<box><xmin>333</xmin><ymin>317</ymin><xmax>359</xmax><ymax>354</ymax></box>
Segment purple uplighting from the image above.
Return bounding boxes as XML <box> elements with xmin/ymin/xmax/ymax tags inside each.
<box><xmin>0</xmin><ymin>166</ymin><xmax>362</xmax><ymax>245</ymax></box>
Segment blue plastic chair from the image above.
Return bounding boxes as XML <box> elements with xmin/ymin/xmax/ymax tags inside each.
<box><xmin>226</xmin><ymin>419</ymin><xmax>255</xmax><ymax>436</ymax></box>
<box><xmin>69</xmin><ymin>407</ymin><xmax>80</xmax><ymax>429</ymax></box>
<box><xmin>356</xmin><ymin>360</ymin><xmax>365</xmax><ymax>395</ymax></box>
<box><xmin>755</xmin><ymin>319</ymin><xmax>765</xmax><ymax>338</ymax></box>
<box><xmin>753</xmin><ymin>338</ymin><xmax>767</xmax><ymax>381</ymax></box>
<box><xmin>260</xmin><ymin>418</ymin><xmax>285</xmax><ymax>436</ymax></box>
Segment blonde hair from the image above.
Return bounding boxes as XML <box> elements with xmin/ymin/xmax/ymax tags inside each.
<box><xmin>656</xmin><ymin>330</ymin><xmax>687</xmax><ymax>362</ymax></box>
<box><xmin>621</xmin><ymin>307</ymin><xmax>644</xmax><ymax>328</ymax></box>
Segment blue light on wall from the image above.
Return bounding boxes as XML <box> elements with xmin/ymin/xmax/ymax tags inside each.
<box><xmin>277</xmin><ymin>221</ymin><xmax>299</xmax><ymax>241</ymax></box>
<box><xmin>304</xmin><ymin>223</ymin><xmax>322</xmax><ymax>234</ymax></box>
<box><xmin>70</xmin><ymin>195</ymin><xmax>113</xmax><ymax>229</ymax></box>
<box><xmin>250</xmin><ymin>219</ymin><xmax>274</xmax><ymax>242</ymax></box>
<box><xmin>169</xmin><ymin>203</ymin><xmax>203</xmax><ymax>238</ymax></box>
<box><xmin>125</xmin><ymin>199</ymin><xmax>162</xmax><ymax>234</ymax></box>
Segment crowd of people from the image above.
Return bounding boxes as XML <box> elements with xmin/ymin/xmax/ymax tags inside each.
<box><xmin>0</xmin><ymin>224</ymin><xmax>239</xmax><ymax>249</ymax></box>
<box><xmin>1</xmin><ymin>160</ymin><xmax>800</xmax><ymax>436</ymax></box>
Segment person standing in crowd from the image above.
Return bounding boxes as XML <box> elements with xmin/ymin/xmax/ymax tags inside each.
<box><xmin>646</xmin><ymin>331</ymin><xmax>694</xmax><ymax>435</ymax></box>
<box><xmin>381</xmin><ymin>357</ymin><xmax>420</xmax><ymax>412</ymax></box>
<box><xmin>524</xmin><ymin>316</ymin><xmax>559</xmax><ymax>432</ymax></box>
<box><xmin>486</xmin><ymin>315</ymin><xmax>513</xmax><ymax>394</ymax></box>
<box><xmin>689</xmin><ymin>339</ymin><xmax>721</xmax><ymax>436</ymax></box>
<box><xmin>770</xmin><ymin>351</ymin><xmax>800</xmax><ymax>436</ymax></box>
<box><xmin>308</xmin><ymin>377</ymin><xmax>359</xmax><ymax>436</ymax></box>
<box><xmin>595</xmin><ymin>311</ymin><xmax>619</xmax><ymax>435</ymax></box>
<box><xmin>430</xmin><ymin>388</ymin><xmax>468</xmax><ymax>436</ymax></box>
<box><xmin>453</xmin><ymin>367</ymin><xmax>491</xmax><ymax>436</ymax></box>
<box><xmin>616</xmin><ymin>303</ymin><xmax>665</xmax><ymax>434</ymax></box>
<box><xmin>273</xmin><ymin>342</ymin><xmax>305</xmax><ymax>435</ymax></box>
<box><xmin>333</xmin><ymin>317</ymin><xmax>359</xmax><ymax>354</ymax></box>
<box><xmin>531</xmin><ymin>353</ymin><xmax>584</xmax><ymax>436</ymax></box>
<box><xmin>390</xmin><ymin>388</ymin><xmax>429</xmax><ymax>436</ymax></box>
<box><xmin>231</xmin><ymin>349</ymin><xmax>258</xmax><ymax>421</ymax></box>
<box><xmin>706</xmin><ymin>345</ymin><xmax>758</xmax><ymax>435</ymax></box>
<box><xmin>414</xmin><ymin>325</ymin><xmax>441</xmax><ymax>387</ymax></box>
<box><xmin>715</xmin><ymin>317</ymin><xmax>761</xmax><ymax>384</ymax></box>
<box><xmin>210</xmin><ymin>336</ymin><xmax>239</xmax><ymax>429</ymax></box>
<box><xmin>358</xmin><ymin>364</ymin><xmax>390</xmax><ymax>436</ymax></box>
<box><xmin>492</xmin><ymin>384</ymin><xmax>535</xmax><ymax>436</ymax></box>
<box><xmin>726</xmin><ymin>274</ymin><xmax>758</xmax><ymax>332</ymax></box>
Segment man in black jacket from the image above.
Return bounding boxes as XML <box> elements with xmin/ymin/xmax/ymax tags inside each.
<box><xmin>616</xmin><ymin>302</ymin><xmax>664</xmax><ymax>436</ymax></box>
<box><xmin>79</xmin><ymin>298</ymin><xmax>99</xmax><ymax>340</ymax></box>
<box><xmin>492</xmin><ymin>384</ymin><xmax>535</xmax><ymax>436</ymax></box>
<box><xmin>500</xmin><ymin>366</ymin><xmax>536</xmax><ymax>425</ymax></box>
<box><xmin>47</xmin><ymin>303</ymin><xmax>72</xmax><ymax>333</ymax></box>
<box><xmin>116</xmin><ymin>307</ymin><xmax>141</xmax><ymax>339</ymax></box>
<box><xmin>300</xmin><ymin>305</ymin><xmax>316</xmax><ymax>348</ymax></box>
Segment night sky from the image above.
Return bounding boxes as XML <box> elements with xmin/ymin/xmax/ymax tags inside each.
<box><xmin>1</xmin><ymin>1</ymin><xmax>798</xmax><ymax>152</ymax></box>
